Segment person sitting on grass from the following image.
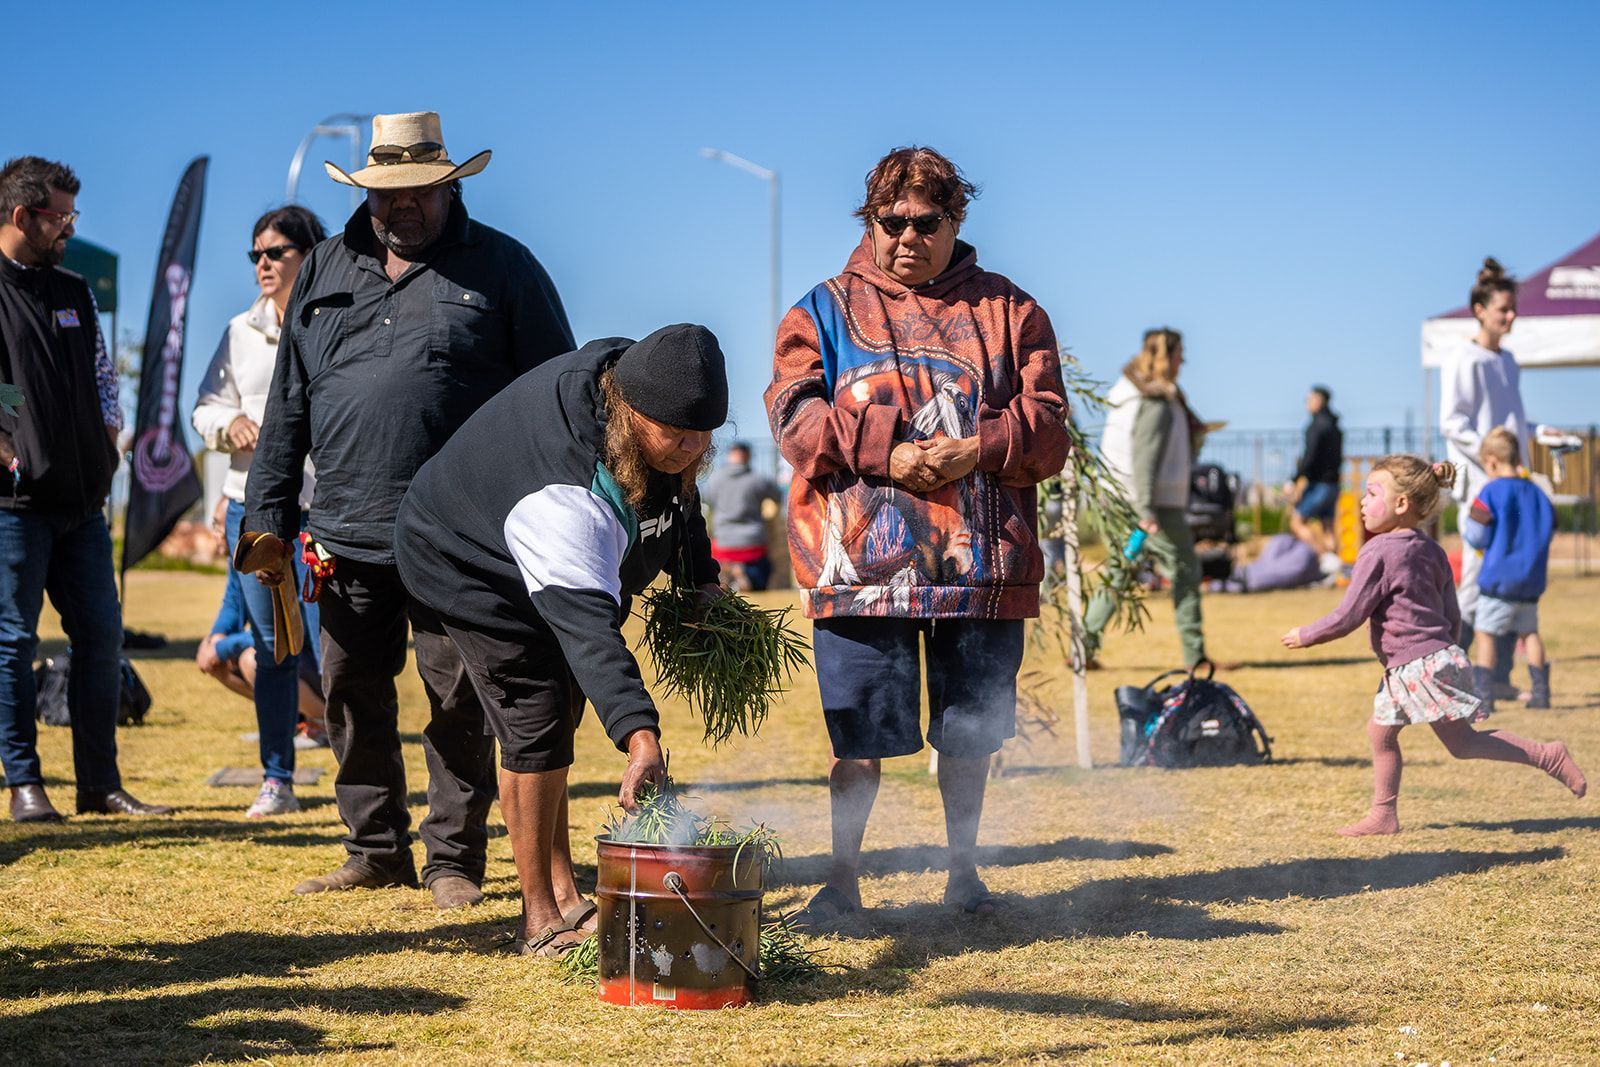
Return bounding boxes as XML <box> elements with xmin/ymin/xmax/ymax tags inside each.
<box><xmin>195</xmin><ymin>499</ymin><xmax>329</xmax><ymax>752</ymax></box>
<box><xmin>1282</xmin><ymin>455</ymin><xmax>1584</xmax><ymax>837</ymax></box>
<box><xmin>1461</xmin><ymin>427</ymin><xmax>1556</xmax><ymax>712</ymax></box>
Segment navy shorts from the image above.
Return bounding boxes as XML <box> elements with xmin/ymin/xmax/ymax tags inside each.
<box><xmin>438</xmin><ymin>617</ymin><xmax>586</xmax><ymax>773</ymax></box>
<box><xmin>1295</xmin><ymin>481</ymin><xmax>1338</xmax><ymax>521</ymax></box>
<box><xmin>812</xmin><ymin>617</ymin><xmax>1024</xmax><ymax>760</ymax></box>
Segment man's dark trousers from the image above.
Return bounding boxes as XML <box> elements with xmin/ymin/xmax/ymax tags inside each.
<box><xmin>0</xmin><ymin>510</ymin><xmax>123</xmax><ymax>791</ymax></box>
<box><xmin>317</xmin><ymin>557</ymin><xmax>495</xmax><ymax>885</ymax></box>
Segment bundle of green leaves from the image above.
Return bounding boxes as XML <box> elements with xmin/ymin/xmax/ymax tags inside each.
<box><xmin>637</xmin><ymin>584</ymin><xmax>810</xmax><ymax>746</ymax></box>
<box><xmin>557</xmin><ymin>913</ymin><xmax>827</xmax><ymax>987</ymax></box>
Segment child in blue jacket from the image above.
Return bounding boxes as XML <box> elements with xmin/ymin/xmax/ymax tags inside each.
<box><xmin>1461</xmin><ymin>428</ymin><xmax>1555</xmax><ymax>711</ymax></box>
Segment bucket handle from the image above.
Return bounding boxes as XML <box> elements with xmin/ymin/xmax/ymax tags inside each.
<box><xmin>662</xmin><ymin>871</ymin><xmax>762</xmax><ymax>982</ymax></box>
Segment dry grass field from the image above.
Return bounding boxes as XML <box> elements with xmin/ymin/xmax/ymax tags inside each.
<box><xmin>2</xmin><ymin>566</ymin><xmax>1597</xmax><ymax>1065</ymax></box>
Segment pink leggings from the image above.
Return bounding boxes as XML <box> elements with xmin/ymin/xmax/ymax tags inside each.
<box><xmin>1364</xmin><ymin>718</ymin><xmax>1586</xmax><ymax>814</ymax></box>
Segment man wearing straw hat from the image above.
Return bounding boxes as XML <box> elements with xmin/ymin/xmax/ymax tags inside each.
<box><xmin>244</xmin><ymin>111</ymin><xmax>574</xmax><ymax>907</ymax></box>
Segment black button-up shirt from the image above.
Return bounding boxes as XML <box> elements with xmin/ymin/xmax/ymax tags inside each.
<box><xmin>245</xmin><ymin>198</ymin><xmax>574</xmax><ymax>562</ymax></box>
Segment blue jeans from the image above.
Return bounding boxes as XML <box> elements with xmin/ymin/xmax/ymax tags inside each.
<box><xmin>225</xmin><ymin>500</ymin><xmax>320</xmax><ymax>782</ymax></box>
<box><xmin>0</xmin><ymin>509</ymin><xmax>124</xmax><ymax>791</ymax></box>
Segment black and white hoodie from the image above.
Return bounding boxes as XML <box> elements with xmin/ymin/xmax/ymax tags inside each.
<box><xmin>395</xmin><ymin>338</ymin><xmax>718</xmax><ymax>749</ymax></box>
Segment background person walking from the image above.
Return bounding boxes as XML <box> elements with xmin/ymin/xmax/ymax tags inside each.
<box><xmin>1285</xmin><ymin>384</ymin><xmax>1343</xmax><ymax>573</ymax></box>
<box><xmin>700</xmin><ymin>441</ymin><xmax>781</xmax><ymax>591</ymax></box>
<box><xmin>1100</xmin><ymin>328</ymin><xmax>1209</xmax><ymax>668</ymax></box>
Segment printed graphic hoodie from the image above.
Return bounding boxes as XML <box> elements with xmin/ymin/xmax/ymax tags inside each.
<box><xmin>766</xmin><ymin>236</ymin><xmax>1070</xmax><ymax>619</ymax></box>
<box><xmin>395</xmin><ymin>339</ymin><xmax>718</xmax><ymax>750</ymax></box>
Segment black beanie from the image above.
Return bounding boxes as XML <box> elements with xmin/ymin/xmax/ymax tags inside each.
<box><xmin>612</xmin><ymin>323</ymin><xmax>729</xmax><ymax>432</ymax></box>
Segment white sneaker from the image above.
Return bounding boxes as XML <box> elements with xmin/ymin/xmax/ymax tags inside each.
<box><xmin>1319</xmin><ymin>552</ymin><xmax>1344</xmax><ymax>576</ymax></box>
<box><xmin>246</xmin><ymin>778</ymin><xmax>300</xmax><ymax>818</ymax></box>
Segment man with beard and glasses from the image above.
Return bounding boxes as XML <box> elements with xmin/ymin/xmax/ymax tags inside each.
<box><xmin>0</xmin><ymin>156</ymin><xmax>171</xmax><ymax>821</ymax></box>
<box><xmin>394</xmin><ymin>325</ymin><xmax>726</xmax><ymax>957</ymax></box>
<box><xmin>244</xmin><ymin>112</ymin><xmax>574</xmax><ymax>905</ymax></box>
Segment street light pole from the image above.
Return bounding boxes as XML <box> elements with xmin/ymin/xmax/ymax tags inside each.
<box><xmin>287</xmin><ymin>113</ymin><xmax>372</xmax><ymax>210</ymax></box>
<box><xmin>700</xmin><ymin>147</ymin><xmax>781</xmax><ymax>355</ymax></box>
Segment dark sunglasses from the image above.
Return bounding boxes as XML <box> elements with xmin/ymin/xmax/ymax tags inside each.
<box><xmin>874</xmin><ymin>212</ymin><xmax>947</xmax><ymax>238</ymax></box>
<box><xmin>368</xmin><ymin>141</ymin><xmax>444</xmax><ymax>165</ymax></box>
<box><xmin>248</xmin><ymin>244</ymin><xmax>301</xmax><ymax>264</ymax></box>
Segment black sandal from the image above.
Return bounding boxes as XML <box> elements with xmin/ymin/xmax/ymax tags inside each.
<box><xmin>513</xmin><ymin>926</ymin><xmax>590</xmax><ymax>959</ymax></box>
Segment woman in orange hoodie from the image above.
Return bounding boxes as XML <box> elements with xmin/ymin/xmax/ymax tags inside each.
<box><xmin>766</xmin><ymin>146</ymin><xmax>1070</xmax><ymax>923</ymax></box>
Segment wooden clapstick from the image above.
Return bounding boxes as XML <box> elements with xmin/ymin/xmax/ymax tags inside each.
<box><xmin>231</xmin><ymin>531</ymin><xmax>304</xmax><ymax>663</ymax></box>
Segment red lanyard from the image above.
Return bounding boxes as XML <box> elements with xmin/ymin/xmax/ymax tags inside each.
<box><xmin>299</xmin><ymin>532</ymin><xmax>335</xmax><ymax>603</ymax></box>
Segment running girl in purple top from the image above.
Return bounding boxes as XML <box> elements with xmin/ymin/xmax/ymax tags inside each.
<box><xmin>1282</xmin><ymin>455</ymin><xmax>1585</xmax><ymax>836</ymax></box>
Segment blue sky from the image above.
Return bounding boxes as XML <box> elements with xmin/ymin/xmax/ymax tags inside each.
<box><xmin>11</xmin><ymin>0</ymin><xmax>1599</xmax><ymax>449</ymax></box>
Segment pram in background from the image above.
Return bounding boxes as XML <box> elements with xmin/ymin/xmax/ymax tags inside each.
<box><xmin>1186</xmin><ymin>462</ymin><xmax>1240</xmax><ymax>581</ymax></box>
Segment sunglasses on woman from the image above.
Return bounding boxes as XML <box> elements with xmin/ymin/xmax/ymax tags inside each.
<box><xmin>248</xmin><ymin>244</ymin><xmax>301</xmax><ymax>264</ymax></box>
<box><xmin>874</xmin><ymin>212</ymin><xmax>947</xmax><ymax>238</ymax></box>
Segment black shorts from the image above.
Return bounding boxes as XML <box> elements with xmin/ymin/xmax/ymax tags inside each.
<box><xmin>439</xmin><ymin>617</ymin><xmax>585</xmax><ymax>773</ymax></box>
<box><xmin>812</xmin><ymin>617</ymin><xmax>1024</xmax><ymax>760</ymax></box>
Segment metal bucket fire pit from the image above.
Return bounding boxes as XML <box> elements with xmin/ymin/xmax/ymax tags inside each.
<box><xmin>594</xmin><ymin>837</ymin><xmax>763</xmax><ymax>1009</ymax></box>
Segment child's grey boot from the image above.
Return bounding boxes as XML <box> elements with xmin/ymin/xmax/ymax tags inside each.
<box><xmin>1527</xmin><ymin>664</ymin><xmax>1551</xmax><ymax>709</ymax></box>
<box><xmin>1471</xmin><ymin>665</ymin><xmax>1497</xmax><ymax>718</ymax></box>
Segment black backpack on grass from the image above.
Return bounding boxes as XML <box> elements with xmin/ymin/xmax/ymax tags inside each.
<box><xmin>1115</xmin><ymin>662</ymin><xmax>1272</xmax><ymax>768</ymax></box>
<box><xmin>33</xmin><ymin>649</ymin><xmax>152</xmax><ymax>728</ymax></box>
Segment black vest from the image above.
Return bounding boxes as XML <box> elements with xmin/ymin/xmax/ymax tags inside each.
<box><xmin>0</xmin><ymin>258</ymin><xmax>117</xmax><ymax>517</ymax></box>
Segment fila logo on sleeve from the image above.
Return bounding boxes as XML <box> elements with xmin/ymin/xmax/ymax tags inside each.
<box><xmin>639</xmin><ymin>497</ymin><xmax>680</xmax><ymax>540</ymax></box>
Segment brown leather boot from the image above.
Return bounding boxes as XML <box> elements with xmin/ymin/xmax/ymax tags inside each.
<box><xmin>293</xmin><ymin>858</ymin><xmax>419</xmax><ymax>895</ymax></box>
<box><xmin>10</xmin><ymin>784</ymin><xmax>63</xmax><ymax>822</ymax></box>
<box><xmin>429</xmin><ymin>875</ymin><xmax>484</xmax><ymax>910</ymax></box>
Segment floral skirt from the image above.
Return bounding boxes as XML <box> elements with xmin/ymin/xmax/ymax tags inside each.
<box><xmin>1372</xmin><ymin>645</ymin><xmax>1485</xmax><ymax>726</ymax></box>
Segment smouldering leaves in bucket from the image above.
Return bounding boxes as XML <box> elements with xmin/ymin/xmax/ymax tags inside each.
<box><xmin>600</xmin><ymin>781</ymin><xmax>783</xmax><ymax>877</ymax></box>
<box><xmin>636</xmin><ymin>586</ymin><xmax>811</xmax><ymax>746</ymax></box>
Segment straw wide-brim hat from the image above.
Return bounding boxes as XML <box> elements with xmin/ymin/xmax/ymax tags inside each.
<box><xmin>324</xmin><ymin>111</ymin><xmax>491</xmax><ymax>189</ymax></box>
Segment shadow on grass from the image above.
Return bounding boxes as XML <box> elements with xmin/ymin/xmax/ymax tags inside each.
<box><xmin>1228</xmin><ymin>656</ymin><xmax>1372</xmax><ymax>671</ymax></box>
<box><xmin>0</xmin><ymin>917</ymin><xmax>507</xmax><ymax>999</ymax></box>
<box><xmin>907</xmin><ymin>993</ymin><xmax>1355</xmax><ymax>1064</ymax></box>
<box><xmin>751</xmin><ymin>846</ymin><xmax>1565</xmax><ymax>1005</ymax></box>
<box><xmin>3</xmin><ymin>981</ymin><xmax>465</xmax><ymax>1064</ymax></box>
<box><xmin>0</xmin><ymin>816</ymin><xmax>344</xmax><ymax>866</ymax></box>
<box><xmin>1429</xmin><ymin>816</ymin><xmax>1600</xmax><ymax>834</ymax></box>
<box><xmin>1270</xmin><ymin>756</ymin><xmax>1370</xmax><ymax>768</ymax></box>
<box><xmin>773</xmin><ymin>835</ymin><xmax>1174</xmax><ymax>888</ymax></box>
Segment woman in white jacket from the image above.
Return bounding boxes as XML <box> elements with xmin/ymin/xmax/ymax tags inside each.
<box><xmin>192</xmin><ymin>206</ymin><xmax>324</xmax><ymax>817</ymax></box>
<box><xmin>1100</xmin><ymin>328</ymin><xmax>1208</xmax><ymax>667</ymax></box>
<box><xmin>1437</xmin><ymin>257</ymin><xmax>1570</xmax><ymax>690</ymax></box>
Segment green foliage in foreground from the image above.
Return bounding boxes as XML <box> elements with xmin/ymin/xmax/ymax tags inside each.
<box><xmin>558</xmin><ymin>913</ymin><xmax>827</xmax><ymax>987</ymax></box>
<box><xmin>1037</xmin><ymin>360</ymin><xmax>1172</xmax><ymax>666</ymax></box>
<box><xmin>638</xmin><ymin>585</ymin><xmax>810</xmax><ymax>746</ymax></box>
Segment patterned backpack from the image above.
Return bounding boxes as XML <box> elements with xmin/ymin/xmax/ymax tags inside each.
<box><xmin>1116</xmin><ymin>662</ymin><xmax>1272</xmax><ymax>768</ymax></box>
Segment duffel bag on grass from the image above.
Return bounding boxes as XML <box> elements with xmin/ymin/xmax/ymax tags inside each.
<box><xmin>1116</xmin><ymin>661</ymin><xmax>1271</xmax><ymax>768</ymax></box>
<box><xmin>33</xmin><ymin>649</ymin><xmax>152</xmax><ymax>727</ymax></box>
